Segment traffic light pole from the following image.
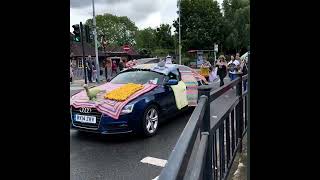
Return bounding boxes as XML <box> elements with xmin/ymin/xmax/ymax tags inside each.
<box><xmin>178</xmin><ymin>0</ymin><xmax>182</xmax><ymax>65</ymax></box>
<box><xmin>80</xmin><ymin>22</ymin><xmax>88</xmax><ymax>84</ymax></box>
<box><xmin>92</xmin><ymin>0</ymin><xmax>100</xmax><ymax>83</ymax></box>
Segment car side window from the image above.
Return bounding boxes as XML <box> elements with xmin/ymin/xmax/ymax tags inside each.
<box><xmin>168</xmin><ymin>72</ymin><xmax>179</xmax><ymax>80</ymax></box>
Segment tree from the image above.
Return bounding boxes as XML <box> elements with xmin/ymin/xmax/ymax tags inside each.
<box><xmin>85</xmin><ymin>13</ymin><xmax>138</xmax><ymax>47</ymax></box>
<box><xmin>155</xmin><ymin>24</ymin><xmax>174</xmax><ymax>50</ymax></box>
<box><xmin>222</xmin><ymin>0</ymin><xmax>250</xmax><ymax>54</ymax></box>
<box><xmin>173</xmin><ymin>0</ymin><xmax>224</xmax><ymax>52</ymax></box>
<box><xmin>135</xmin><ymin>27</ymin><xmax>157</xmax><ymax>51</ymax></box>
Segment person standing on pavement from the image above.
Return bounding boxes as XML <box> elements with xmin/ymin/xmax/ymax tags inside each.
<box><xmin>227</xmin><ymin>55</ymin><xmax>235</xmax><ymax>79</ymax></box>
<box><xmin>216</xmin><ymin>55</ymin><xmax>228</xmax><ymax>87</ymax></box>
<box><xmin>104</xmin><ymin>59</ymin><xmax>113</xmax><ymax>82</ymax></box>
<box><xmin>112</xmin><ymin>60</ymin><xmax>118</xmax><ymax>75</ymax></box>
<box><xmin>118</xmin><ymin>59</ymin><xmax>125</xmax><ymax>71</ymax></box>
<box><xmin>92</xmin><ymin>62</ymin><xmax>97</xmax><ymax>82</ymax></box>
<box><xmin>86</xmin><ymin>60</ymin><xmax>93</xmax><ymax>83</ymax></box>
<box><xmin>228</xmin><ymin>53</ymin><xmax>241</xmax><ymax>81</ymax></box>
<box><xmin>239</xmin><ymin>58</ymin><xmax>248</xmax><ymax>91</ymax></box>
<box><xmin>70</xmin><ymin>62</ymin><xmax>74</xmax><ymax>83</ymax></box>
<box><xmin>200</xmin><ymin>59</ymin><xmax>211</xmax><ymax>81</ymax></box>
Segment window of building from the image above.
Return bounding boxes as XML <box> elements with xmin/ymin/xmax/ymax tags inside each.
<box><xmin>78</xmin><ymin>58</ymin><xmax>84</xmax><ymax>68</ymax></box>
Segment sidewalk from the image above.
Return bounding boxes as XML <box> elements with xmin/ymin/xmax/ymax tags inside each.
<box><xmin>227</xmin><ymin>134</ymin><xmax>247</xmax><ymax>180</ymax></box>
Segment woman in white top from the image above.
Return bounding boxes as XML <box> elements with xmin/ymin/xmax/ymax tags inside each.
<box><xmin>228</xmin><ymin>53</ymin><xmax>241</xmax><ymax>81</ymax></box>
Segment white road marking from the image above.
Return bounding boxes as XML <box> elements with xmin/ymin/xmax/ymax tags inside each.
<box><xmin>70</xmin><ymin>86</ymin><xmax>84</xmax><ymax>91</ymax></box>
<box><xmin>152</xmin><ymin>176</ymin><xmax>159</xmax><ymax>180</ymax></box>
<box><xmin>140</xmin><ymin>156</ymin><xmax>167</xmax><ymax>167</ymax></box>
<box><xmin>212</xmin><ymin>116</ymin><xmax>218</xmax><ymax>118</ymax></box>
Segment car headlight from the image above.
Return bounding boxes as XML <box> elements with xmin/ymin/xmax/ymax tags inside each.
<box><xmin>121</xmin><ymin>103</ymin><xmax>135</xmax><ymax>115</ymax></box>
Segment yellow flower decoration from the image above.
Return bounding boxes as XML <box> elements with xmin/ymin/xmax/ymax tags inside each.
<box><xmin>104</xmin><ymin>83</ymin><xmax>144</xmax><ymax>101</ymax></box>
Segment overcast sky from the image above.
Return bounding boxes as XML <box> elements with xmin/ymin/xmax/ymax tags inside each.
<box><xmin>70</xmin><ymin>0</ymin><xmax>223</xmax><ymax>33</ymax></box>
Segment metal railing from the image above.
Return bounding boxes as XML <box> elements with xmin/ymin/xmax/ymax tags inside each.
<box><xmin>159</xmin><ymin>74</ymin><xmax>248</xmax><ymax>180</ymax></box>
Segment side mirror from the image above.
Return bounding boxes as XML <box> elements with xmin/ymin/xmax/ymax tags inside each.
<box><xmin>165</xmin><ymin>79</ymin><xmax>179</xmax><ymax>86</ymax></box>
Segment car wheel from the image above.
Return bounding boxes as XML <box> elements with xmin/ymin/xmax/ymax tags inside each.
<box><xmin>141</xmin><ymin>105</ymin><xmax>159</xmax><ymax>137</ymax></box>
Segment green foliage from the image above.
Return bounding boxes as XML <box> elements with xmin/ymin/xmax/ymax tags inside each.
<box><xmin>155</xmin><ymin>24</ymin><xmax>174</xmax><ymax>50</ymax></box>
<box><xmin>85</xmin><ymin>13</ymin><xmax>138</xmax><ymax>47</ymax></box>
<box><xmin>81</xmin><ymin>0</ymin><xmax>250</xmax><ymax>58</ymax></box>
<box><xmin>135</xmin><ymin>27</ymin><xmax>157</xmax><ymax>50</ymax></box>
<box><xmin>222</xmin><ymin>0</ymin><xmax>250</xmax><ymax>53</ymax></box>
<box><xmin>171</xmin><ymin>0</ymin><xmax>249</xmax><ymax>55</ymax></box>
<box><xmin>173</xmin><ymin>0</ymin><xmax>224</xmax><ymax>52</ymax></box>
<box><xmin>135</xmin><ymin>24</ymin><xmax>175</xmax><ymax>57</ymax></box>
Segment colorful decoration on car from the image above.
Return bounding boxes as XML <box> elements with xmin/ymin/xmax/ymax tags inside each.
<box><xmin>125</xmin><ymin>60</ymin><xmax>138</xmax><ymax>69</ymax></box>
<box><xmin>71</xmin><ymin>83</ymin><xmax>158</xmax><ymax>119</ymax></box>
<box><xmin>104</xmin><ymin>83</ymin><xmax>144</xmax><ymax>101</ymax></box>
<box><xmin>83</xmin><ymin>84</ymin><xmax>102</xmax><ymax>101</ymax></box>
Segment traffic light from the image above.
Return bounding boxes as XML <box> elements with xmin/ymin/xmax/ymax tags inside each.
<box><xmin>72</xmin><ymin>24</ymin><xmax>81</xmax><ymax>42</ymax></box>
<box><xmin>84</xmin><ymin>25</ymin><xmax>92</xmax><ymax>43</ymax></box>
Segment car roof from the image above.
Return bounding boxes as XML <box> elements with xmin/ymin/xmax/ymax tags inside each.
<box><xmin>136</xmin><ymin>58</ymin><xmax>160</xmax><ymax>64</ymax></box>
<box><xmin>129</xmin><ymin>63</ymin><xmax>179</xmax><ymax>76</ymax></box>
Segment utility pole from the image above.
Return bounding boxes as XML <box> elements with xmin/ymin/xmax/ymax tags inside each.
<box><xmin>178</xmin><ymin>0</ymin><xmax>182</xmax><ymax>65</ymax></box>
<box><xmin>92</xmin><ymin>0</ymin><xmax>100</xmax><ymax>82</ymax></box>
<box><xmin>80</xmin><ymin>22</ymin><xmax>88</xmax><ymax>84</ymax></box>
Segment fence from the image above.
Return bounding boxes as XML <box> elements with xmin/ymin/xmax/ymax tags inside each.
<box><xmin>158</xmin><ymin>74</ymin><xmax>248</xmax><ymax>180</ymax></box>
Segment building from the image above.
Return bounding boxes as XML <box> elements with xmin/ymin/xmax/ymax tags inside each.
<box><xmin>70</xmin><ymin>32</ymin><xmax>141</xmax><ymax>80</ymax></box>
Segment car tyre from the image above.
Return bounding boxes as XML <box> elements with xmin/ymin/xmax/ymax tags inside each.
<box><xmin>141</xmin><ymin>105</ymin><xmax>159</xmax><ymax>137</ymax></box>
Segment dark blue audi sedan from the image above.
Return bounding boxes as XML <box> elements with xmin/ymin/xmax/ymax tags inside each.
<box><xmin>70</xmin><ymin>63</ymin><xmax>207</xmax><ymax>137</ymax></box>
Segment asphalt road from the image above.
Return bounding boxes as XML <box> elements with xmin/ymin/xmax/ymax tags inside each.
<box><xmin>70</xmin><ymin>78</ymin><xmax>237</xmax><ymax>180</ymax></box>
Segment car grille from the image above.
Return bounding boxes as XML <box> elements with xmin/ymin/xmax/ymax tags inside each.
<box><xmin>71</xmin><ymin>107</ymin><xmax>102</xmax><ymax>130</ymax></box>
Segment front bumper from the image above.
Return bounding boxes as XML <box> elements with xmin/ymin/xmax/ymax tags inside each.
<box><xmin>71</xmin><ymin>107</ymin><xmax>143</xmax><ymax>134</ymax></box>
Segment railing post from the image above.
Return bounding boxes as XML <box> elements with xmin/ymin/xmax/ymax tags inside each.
<box><xmin>198</xmin><ymin>85</ymin><xmax>213</xmax><ymax>180</ymax></box>
<box><xmin>236</xmin><ymin>76</ymin><xmax>244</xmax><ymax>153</ymax></box>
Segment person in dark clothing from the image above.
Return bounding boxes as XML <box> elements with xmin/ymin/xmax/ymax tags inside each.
<box><xmin>216</xmin><ymin>55</ymin><xmax>228</xmax><ymax>87</ymax></box>
<box><xmin>86</xmin><ymin>60</ymin><xmax>93</xmax><ymax>83</ymax></box>
<box><xmin>118</xmin><ymin>59</ymin><xmax>124</xmax><ymax>71</ymax></box>
<box><xmin>104</xmin><ymin>59</ymin><xmax>114</xmax><ymax>82</ymax></box>
<box><xmin>240</xmin><ymin>58</ymin><xmax>248</xmax><ymax>91</ymax></box>
<box><xmin>92</xmin><ymin>62</ymin><xmax>97</xmax><ymax>82</ymax></box>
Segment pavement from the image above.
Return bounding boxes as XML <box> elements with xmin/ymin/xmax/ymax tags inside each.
<box><xmin>227</xmin><ymin>134</ymin><xmax>247</xmax><ymax>180</ymax></box>
<box><xmin>70</xmin><ymin>77</ymin><xmax>242</xmax><ymax>180</ymax></box>
<box><xmin>70</xmin><ymin>79</ymin><xmax>106</xmax><ymax>96</ymax></box>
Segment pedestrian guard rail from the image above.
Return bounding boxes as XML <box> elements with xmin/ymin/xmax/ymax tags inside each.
<box><xmin>159</xmin><ymin>74</ymin><xmax>248</xmax><ymax>180</ymax></box>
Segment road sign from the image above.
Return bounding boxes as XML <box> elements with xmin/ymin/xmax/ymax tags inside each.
<box><xmin>123</xmin><ymin>45</ymin><xmax>130</xmax><ymax>51</ymax></box>
<box><xmin>214</xmin><ymin>44</ymin><xmax>218</xmax><ymax>52</ymax></box>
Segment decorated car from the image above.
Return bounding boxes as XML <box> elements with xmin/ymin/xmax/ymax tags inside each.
<box><xmin>70</xmin><ymin>62</ymin><xmax>208</xmax><ymax>137</ymax></box>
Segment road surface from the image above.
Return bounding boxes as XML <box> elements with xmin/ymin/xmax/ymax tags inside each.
<box><xmin>70</xmin><ymin>77</ymin><xmax>237</xmax><ymax>180</ymax></box>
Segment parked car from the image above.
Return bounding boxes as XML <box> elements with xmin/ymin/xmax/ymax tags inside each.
<box><xmin>70</xmin><ymin>63</ymin><xmax>207</xmax><ymax>137</ymax></box>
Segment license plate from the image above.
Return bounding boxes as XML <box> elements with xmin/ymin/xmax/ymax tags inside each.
<box><xmin>75</xmin><ymin>114</ymin><xmax>96</xmax><ymax>124</ymax></box>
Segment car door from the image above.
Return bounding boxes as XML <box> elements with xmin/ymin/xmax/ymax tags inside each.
<box><xmin>163</xmin><ymin>76</ymin><xmax>178</xmax><ymax>114</ymax></box>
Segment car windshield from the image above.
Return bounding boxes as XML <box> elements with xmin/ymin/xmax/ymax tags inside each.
<box><xmin>110</xmin><ymin>70</ymin><xmax>165</xmax><ymax>85</ymax></box>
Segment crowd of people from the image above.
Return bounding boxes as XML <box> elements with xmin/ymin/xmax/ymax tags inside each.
<box><xmin>103</xmin><ymin>58</ymin><xmax>127</xmax><ymax>82</ymax></box>
<box><xmin>70</xmin><ymin>58</ymin><xmax>129</xmax><ymax>83</ymax></box>
<box><xmin>200</xmin><ymin>52</ymin><xmax>248</xmax><ymax>89</ymax></box>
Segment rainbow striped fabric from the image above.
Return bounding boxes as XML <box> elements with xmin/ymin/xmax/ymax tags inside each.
<box><xmin>70</xmin><ymin>83</ymin><xmax>157</xmax><ymax>119</ymax></box>
<box><xmin>180</xmin><ymin>70</ymin><xmax>199</xmax><ymax>106</ymax></box>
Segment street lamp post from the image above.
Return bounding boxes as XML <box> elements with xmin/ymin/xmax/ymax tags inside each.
<box><xmin>178</xmin><ymin>0</ymin><xmax>182</xmax><ymax>65</ymax></box>
<box><xmin>92</xmin><ymin>0</ymin><xmax>100</xmax><ymax>82</ymax></box>
<box><xmin>80</xmin><ymin>22</ymin><xmax>88</xmax><ymax>85</ymax></box>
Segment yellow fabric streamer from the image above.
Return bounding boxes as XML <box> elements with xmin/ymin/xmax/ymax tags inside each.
<box><xmin>171</xmin><ymin>81</ymin><xmax>188</xmax><ymax>110</ymax></box>
<box><xmin>104</xmin><ymin>83</ymin><xmax>143</xmax><ymax>101</ymax></box>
